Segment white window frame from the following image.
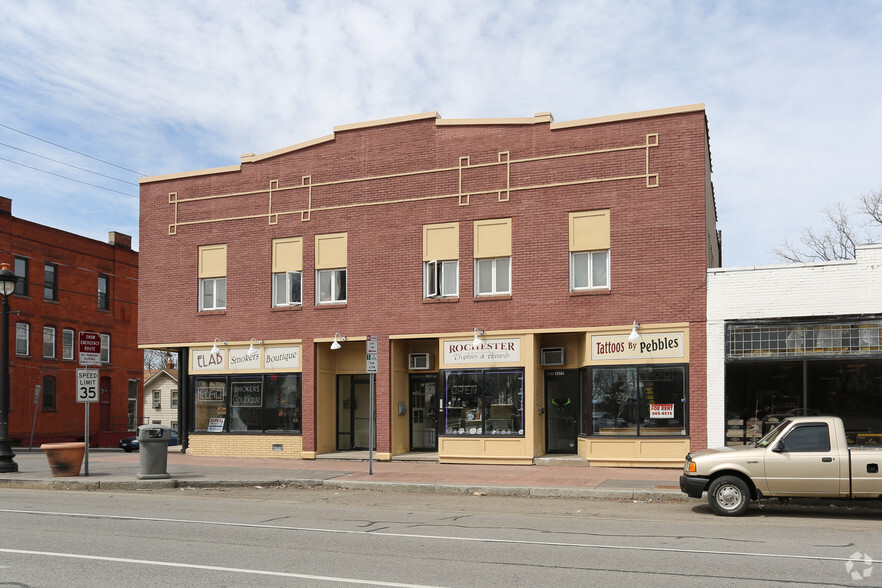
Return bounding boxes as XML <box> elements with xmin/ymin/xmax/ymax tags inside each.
<box><xmin>16</xmin><ymin>323</ymin><xmax>29</xmax><ymax>356</ymax></box>
<box><xmin>316</xmin><ymin>268</ymin><xmax>346</xmax><ymax>304</ymax></box>
<box><xmin>171</xmin><ymin>390</ymin><xmax>179</xmax><ymax>409</ymax></box>
<box><xmin>199</xmin><ymin>277</ymin><xmax>227</xmax><ymax>311</ymax></box>
<box><xmin>570</xmin><ymin>250</ymin><xmax>610</xmax><ymax>291</ymax></box>
<box><xmin>273</xmin><ymin>271</ymin><xmax>302</xmax><ymax>307</ymax></box>
<box><xmin>424</xmin><ymin>260</ymin><xmax>458</xmax><ymax>298</ymax></box>
<box><xmin>99</xmin><ymin>333</ymin><xmax>110</xmax><ymax>364</ymax></box>
<box><xmin>62</xmin><ymin>328</ymin><xmax>75</xmax><ymax>360</ymax></box>
<box><xmin>43</xmin><ymin>326</ymin><xmax>56</xmax><ymax>359</ymax></box>
<box><xmin>475</xmin><ymin>257</ymin><xmax>511</xmax><ymax>296</ymax></box>
<box><xmin>152</xmin><ymin>390</ymin><xmax>161</xmax><ymax>409</ymax></box>
<box><xmin>97</xmin><ymin>274</ymin><xmax>109</xmax><ymax>310</ymax></box>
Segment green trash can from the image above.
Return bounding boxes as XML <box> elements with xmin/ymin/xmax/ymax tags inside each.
<box><xmin>137</xmin><ymin>424</ymin><xmax>171</xmax><ymax>479</ymax></box>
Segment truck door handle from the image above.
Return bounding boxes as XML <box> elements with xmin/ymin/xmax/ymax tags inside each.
<box><xmin>822</xmin><ymin>457</ymin><xmax>834</xmax><ymax>462</ymax></box>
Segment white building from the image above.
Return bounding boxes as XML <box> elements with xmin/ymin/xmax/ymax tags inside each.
<box><xmin>142</xmin><ymin>366</ymin><xmax>179</xmax><ymax>430</ymax></box>
<box><xmin>707</xmin><ymin>243</ymin><xmax>882</xmax><ymax>448</ymax></box>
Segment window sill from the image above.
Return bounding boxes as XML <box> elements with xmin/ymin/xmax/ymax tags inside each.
<box><xmin>315</xmin><ymin>303</ymin><xmax>347</xmax><ymax>309</ymax></box>
<box><xmin>422</xmin><ymin>297</ymin><xmax>459</xmax><ymax>304</ymax></box>
<box><xmin>197</xmin><ymin>309</ymin><xmax>226</xmax><ymax>316</ymax></box>
<box><xmin>569</xmin><ymin>288</ymin><xmax>611</xmax><ymax>297</ymax></box>
<box><xmin>473</xmin><ymin>295</ymin><xmax>512</xmax><ymax>302</ymax></box>
<box><xmin>271</xmin><ymin>305</ymin><xmax>303</xmax><ymax>312</ymax></box>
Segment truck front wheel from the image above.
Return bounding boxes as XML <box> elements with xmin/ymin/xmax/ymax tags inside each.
<box><xmin>708</xmin><ymin>476</ymin><xmax>751</xmax><ymax>516</ymax></box>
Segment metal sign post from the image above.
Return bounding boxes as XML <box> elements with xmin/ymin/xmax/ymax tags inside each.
<box><xmin>76</xmin><ymin>368</ymin><xmax>99</xmax><ymax>476</ymax></box>
<box><xmin>366</xmin><ymin>335</ymin><xmax>378</xmax><ymax>476</ymax></box>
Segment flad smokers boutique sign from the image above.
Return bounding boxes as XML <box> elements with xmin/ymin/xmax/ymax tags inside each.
<box><xmin>591</xmin><ymin>332</ymin><xmax>685</xmax><ymax>361</ymax></box>
<box><xmin>443</xmin><ymin>338</ymin><xmax>521</xmax><ymax>365</ymax></box>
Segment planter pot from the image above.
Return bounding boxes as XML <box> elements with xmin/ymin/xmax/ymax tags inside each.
<box><xmin>40</xmin><ymin>442</ymin><xmax>86</xmax><ymax>477</ymax></box>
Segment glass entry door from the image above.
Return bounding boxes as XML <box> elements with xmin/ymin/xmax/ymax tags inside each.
<box><xmin>337</xmin><ymin>375</ymin><xmax>373</xmax><ymax>450</ymax></box>
<box><xmin>545</xmin><ymin>370</ymin><xmax>579</xmax><ymax>454</ymax></box>
<box><xmin>409</xmin><ymin>374</ymin><xmax>438</xmax><ymax>451</ymax></box>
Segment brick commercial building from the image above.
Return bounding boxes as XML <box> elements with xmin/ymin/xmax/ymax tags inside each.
<box><xmin>139</xmin><ymin>104</ymin><xmax>720</xmax><ymax>467</ymax></box>
<box><xmin>0</xmin><ymin>197</ymin><xmax>141</xmax><ymax>447</ymax></box>
<box><xmin>707</xmin><ymin>243</ymin><xmax>882</xmax><ymax>449</ymax></box>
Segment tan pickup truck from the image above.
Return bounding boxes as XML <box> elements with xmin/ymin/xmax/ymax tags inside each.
<box><xmin>680</xmin><ymin>416</ymin><xmax>882</xmax><ymax>516</ymax></box>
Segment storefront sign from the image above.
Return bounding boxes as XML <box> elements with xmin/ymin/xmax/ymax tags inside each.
<box><xmin>264</xmin><ymin>346</ymin><xmax>301</xmax><ymax>370</ymax></box>
<box><xmin>231</xmin><ymin>381</ymin><xmax>263</xmax><ymax>407</ymax></box>
<box><xmin>192</xmin><ymin>348</ymin><xmax>226</xmax><ymax>371</ymax></box>
<box><xmin>591</xmin><ymin>332</ymin><xmax>685</xmax><ymax>361</ymax></box>
<box><xmin>650</xmin><ymin>403</ymin><xmax>675</xmax><ymax>418</ymax></box>
<box><xmin>229</xmin><ymin>348</ymin><xmax>261</xmax><ymax>370</ymax></box>
<box><xmin>443</xmin><ymin>338</ymin><xmax>521</xmax><ymax>365</ymax></box>
<box><xmin>207</xmin><ymin>417</ymin><xmax>225</xmax><ymax>432</ymax></box>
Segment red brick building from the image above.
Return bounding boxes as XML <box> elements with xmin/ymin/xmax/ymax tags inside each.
<box><xmin>139</xmin><ymin>104</ymin><xmax>719</xmax><ymax>466</ymax></box>
<box><xmin>0</xmin><ymin>197</ymin><xmax>141</xmax><ymax>447</ymax></box>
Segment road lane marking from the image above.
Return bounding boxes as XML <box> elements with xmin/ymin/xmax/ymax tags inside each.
<box><xmin>0</xmin><ymin>508</ymin><xmax>877</xmax><ymax>565</ymax></box>
<box><xmin>0</xmin><ymin>548</ymin><xmax>439</xmax><ymax>587</ymax></box>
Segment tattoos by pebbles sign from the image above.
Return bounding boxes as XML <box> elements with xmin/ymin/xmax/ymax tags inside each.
<box><xmin>443</xmin><ymin>338</ymin><xmax>521</xmax><ymax>365</ymax></box>
<box><xmin>591</xmin><ymin>332</ymin><xmax>685</xmax><ymax>361</ymax></box>
<box><xmin>191</xmin><ymin>345</ymin><xmax>301</xmax><ymax>372</ymax></box>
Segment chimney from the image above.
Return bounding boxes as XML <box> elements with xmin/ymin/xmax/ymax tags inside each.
<box><xmin>0</xmin><ymin>196</ymin><xmax>11</xmax><ymax>215</ymax></box>
<box><xmin>108</xmin><ymin>231</ymin><xmax>132</xmax><ymax>249</ymax></box>
<box><xmin>166</xmin><ymin>357</ymin><xmax>175</xmax><ymax>370</ymax></box>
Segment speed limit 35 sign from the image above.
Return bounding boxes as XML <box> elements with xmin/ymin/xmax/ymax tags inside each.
<box><xmin>76</xmin><ymin>369</ymin><xmax>99</xmax><ymax>403</ymax></box>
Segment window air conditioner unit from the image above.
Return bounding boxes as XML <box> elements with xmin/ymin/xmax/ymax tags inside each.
<box><xmin>540</xmin><ymin>347</ymin><xmax>566</xmax><ymax>366</ymax></box>
<box><xmin>408</xmin><ymin>353</ymin><xmax>433</xmax><ymax>370</ymax></box>
<box><xmin>152</xmin><ymin>401</ymin><xmax>161</xmax><ymax>409</ymax></box>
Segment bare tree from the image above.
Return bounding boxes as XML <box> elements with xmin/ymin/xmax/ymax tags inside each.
<box><xmin>144</xmin><ymin>349</ymin><xmax>177</xmax><ymax>370</ymax></box>
<box><xmin>773</xmin><ymin>187</ymin><xmax>882</xmax><ymax>262</ymax></box>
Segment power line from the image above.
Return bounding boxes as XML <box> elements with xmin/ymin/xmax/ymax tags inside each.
<box><xmin>0</xmin><ymin>141</ymin><xmax>138</xmax><ymax>186</ymax></box>
<box><xmin>0</xmin><ymin>121</ymin><xmax>145</xmax><ymax>176</ymax></box>
<box><xmin>0</xmin><ymin>156</ymin><xmax>138</xmax><ymax>198</ymax></box>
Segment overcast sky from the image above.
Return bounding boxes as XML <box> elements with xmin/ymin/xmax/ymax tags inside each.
<box><xmin>1</xmin><ymin>0</ymin><xmax>880</xmax><ymax>267</ymax></box>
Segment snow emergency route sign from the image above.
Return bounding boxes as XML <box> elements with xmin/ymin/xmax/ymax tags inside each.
<box><xmin>78</xmin><ymin>331</ymin><xmax>101</xmax><ymax>366</ymax></box>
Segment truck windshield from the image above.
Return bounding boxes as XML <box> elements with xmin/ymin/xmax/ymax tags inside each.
<box><xmin>756</xmin><ymin>419</ymin><xmax>792</xmax><ymax>448</ymax></box>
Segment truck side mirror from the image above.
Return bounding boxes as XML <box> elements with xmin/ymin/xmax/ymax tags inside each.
<box><xmin>772</xmin><ymin>442</ymin><xmax>784</xmax><ymax>453</ymax></box>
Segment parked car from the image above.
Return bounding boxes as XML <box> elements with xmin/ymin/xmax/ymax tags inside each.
<box><xmin>119</xmin><ymin>430</ymin><xmax>179</xmax><ymax>452</ymax></box>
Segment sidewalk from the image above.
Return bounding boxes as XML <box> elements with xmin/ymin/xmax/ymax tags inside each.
<box><xmin>0</xmin><ymin>448</ymin><xmax>687</xmax><ymax>502</ymax></box>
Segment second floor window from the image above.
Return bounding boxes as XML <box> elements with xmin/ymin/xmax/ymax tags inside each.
<box><xmin>273</xmin><ymin>271</ymin><xmax>302</xmax><ymax>307</ymax></box>
<box><xmin>199</xmin><ymin>277</ymin><xmax>227</xmax><ymax>311</ymax></box>
<box><xmin>16</xmin><ymin>323</ymin><xmax>29</xmax><ymax>355</ymax></box>
<box><xmin>100</xmin><ymin>333</ymin><xmax>110</xmax><ymax>364</ymax></box>
<box><xmin>424</xmin><ymin>260</ymin><xmax>458</xmax><ymax>298</ymax></box>
<box><xmin>570</xmin><ymin>250</ymin><xmax>610</xmax><ymax>290</ymax></box>
<box><xmin>316</xmin><ymin>269</ymin><xmax>346</xmax><ymax>304</ymax></box>
<box><xmin>475</xmin><ymin>257</ymin><xmax>511</xmax><ymax>296</ymax></box>
<box><xmin>44</xmin><ymin>263</ymin><xmax>58</xmax><ymax>301</ymax></box>
<box><xmin>43</xmin><ymin>326</ymin><xmax>56</xmax><ymax>358</ymax></box>
<box><xmin>62</xmin><ymin>328</ymin><xmax>75</xmax><ymax>360</ymax></box>
<box><xmin>98</xmin><ymin>274</ymin><xmax>109</xmax><ymax>310</ymax></box>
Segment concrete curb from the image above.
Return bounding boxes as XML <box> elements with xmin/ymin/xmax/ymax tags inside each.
<box><xmin>0</xmin><ymin>476</ymin><xmax>688</xmax><ymax>501</ymax></box>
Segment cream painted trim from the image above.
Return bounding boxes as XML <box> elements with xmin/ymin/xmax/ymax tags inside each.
<box><xmin>387</xmin><ymin>323</ymin><xmax>690</xmax><ymax>340</ymax></box>
<box><xmin>423</xmin><ymin>222</ymin><xmax>459</xmax><ymax>261</ymax></box>
<box><xmin>243</xmin><ymin>135</ymin><xmax>336</xmax><ymax>163</ymax></box>
<box><xmin>272</xmin><ymin>237</ymin><xmax>303</xmax><ymax>273</ymax></box>
<box><xmin>569</xmin><ymin>210</ymin><xmax>610</xmax><ymax>251</ymax></box>
<box><xmin>198</xmin><ymin>244</ymin><xmax>227</xmax><ymax>278</ymax></box>
<box><xmin>474</xmin><ymin>218</ymin><xmax>512</xmax><ymax>258</ymax></box>
<box><xmin>315</xmin><ymin>232</ymin><xmax>347</xmax><ymax>269</ymax></box>
<box><xmin>551</xmin><ymin>103</ymin><xmax>705</xmax><ymax>130</ymax></box>
<box><xmin>141</xmin><ymin>165</ymin><xmax>241</xmax><ymax>184</ymax></box>
<box><xmin>334</xmin><ymin>111</ymin><xmax>440</xmax><ymax>132</ymax></box>
<box><xmin>140</xmin><ymin>338</ymin><xmax>303</xmax><ymax>349</ymax></box>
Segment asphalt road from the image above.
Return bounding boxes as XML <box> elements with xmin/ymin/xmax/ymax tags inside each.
<box><xmin>0</xmin><ymin>486</ymin><xmax>880</xmax><ymax>587</ymax></box>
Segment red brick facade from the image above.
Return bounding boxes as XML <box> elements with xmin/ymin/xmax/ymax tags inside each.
<box><xmin>0</xmin><ymin>197</ymin><xmax>141</xmax><ymax>446</ymax></box>
<box><xmin>140</xmin><ymin>105</ymin><xmax>717</xmax><ymax>464</ymax></box>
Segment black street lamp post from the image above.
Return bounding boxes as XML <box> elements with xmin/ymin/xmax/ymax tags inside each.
<box><xmin>0</xmin><ymin>261</ymin><xmax>19</xmax><ymax>473</ymax></box>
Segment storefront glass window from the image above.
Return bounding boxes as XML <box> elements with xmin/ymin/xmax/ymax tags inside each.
<box><xmin>589</xmin><ymin>365</ymin><xmax>687</xmax><ymax>436</ymax></box>
<box><xmin>195</xmin><ymin>379</ymin><xmax>227</xmax><ymax>431</ymax></box>
<box><xmin>442</xmin><ymin>369</ymin><xmax>524</xmax><ymax>436</ymax></box>
<box><xmin>266</xmin><ymin>375</ymin><xmax>302</xmax><ymax>431</ymax></box>
<box><xmin>193</xmin><ymin>374</ymin><xmax>302</xmax><ymax>433</ymax></box>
